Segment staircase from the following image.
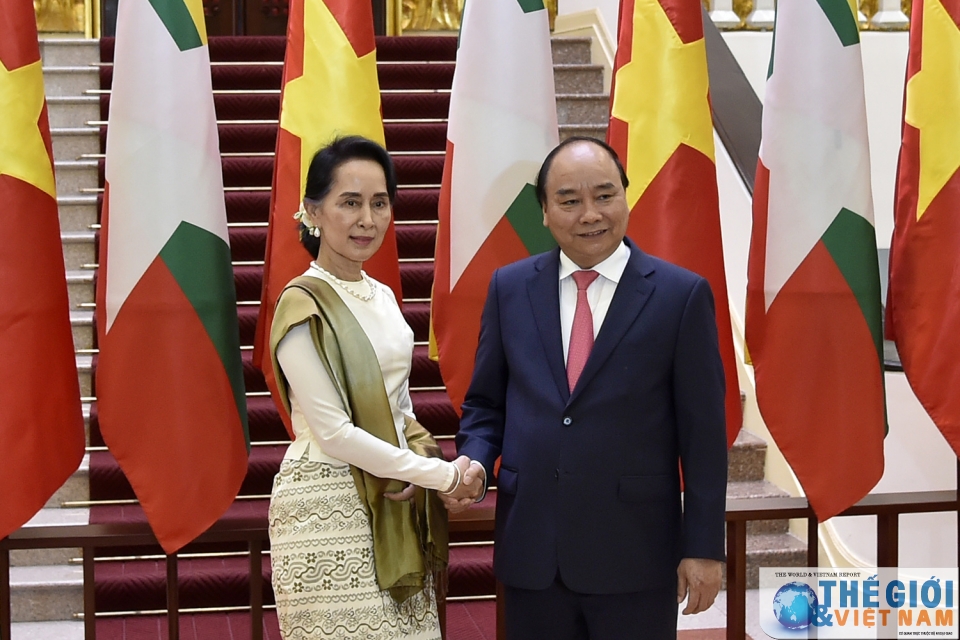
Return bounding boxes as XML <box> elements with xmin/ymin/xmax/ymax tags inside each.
<box><xmin>18</xmin><ymin>32</ymin><xmax>804</xmax><ymax>639</ymax></box>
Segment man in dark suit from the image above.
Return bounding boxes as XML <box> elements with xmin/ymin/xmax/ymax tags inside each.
<box><xmin>448</xmin><ymin>137</ymin><xmax>728</xmax><ymax>639</ymax></box>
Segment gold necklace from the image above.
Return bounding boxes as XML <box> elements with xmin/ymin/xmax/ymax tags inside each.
<box><xmin>310</xmin><ymin>262</ymin><xmax>377</xmax><ymax>302</ymax></box>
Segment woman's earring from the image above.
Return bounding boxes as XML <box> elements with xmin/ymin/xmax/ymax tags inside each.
<box><xmin>312</xmin><ymin>226</ymin><xmax>320</xmax><ymax>238</ymax></box>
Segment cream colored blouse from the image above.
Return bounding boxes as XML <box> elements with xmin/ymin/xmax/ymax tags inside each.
<box><xmin>276</xmin><ymin>266</ymin><xmax>455</xmax><ymax>492</ymax></box>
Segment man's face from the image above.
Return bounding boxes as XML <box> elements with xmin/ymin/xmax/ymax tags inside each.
<box><xmin>541</xmin><ymin>141</ymin><xmax>630</xmax><ymax>269</ymax></box>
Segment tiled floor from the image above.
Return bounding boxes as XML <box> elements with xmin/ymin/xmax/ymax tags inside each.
<box><xmin>11</xmin><ymin>621</ymin><xmax>83</xmax><ymax>640</ymax></box>
<box><xmin>678</xmin><ymin>589</ymin><xmax>769</xmax><ymax>639</ymax></box>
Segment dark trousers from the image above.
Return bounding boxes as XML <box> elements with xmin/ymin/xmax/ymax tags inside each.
<box><xmin>503</xmin><ymin>573</ymin><xmax>678</xmax><ymax>640</ymax></box>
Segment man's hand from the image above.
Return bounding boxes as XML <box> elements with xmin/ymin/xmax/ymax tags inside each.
<box><xmin>439</xmin><ymin>456</ymin><xmax>485</xmax><ymax>513</ymax></box>
<box><xmin>677</xmin><ymin>558</ymin><xmax>723</xmax><ymax>615</ymax></box>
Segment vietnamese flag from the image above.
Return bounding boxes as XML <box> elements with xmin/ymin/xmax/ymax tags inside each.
<box><xmin>607</xmin><ymin>0</ymin><xmax>742</xmax><ymax>446</ymax></box>
<box><xmin>253</xmin><ymin>0</ymin><xmax>402</xmax><ymax>435</ymax></box>
<box><xmin>0</xmin><ymin>0</ymin><xmax>85</xmax><ymax>540</ymax></box>
<box><xmin>886</xmin><ymin>0</ymin><xmax>960</xmax><ymax>455</ymax></box>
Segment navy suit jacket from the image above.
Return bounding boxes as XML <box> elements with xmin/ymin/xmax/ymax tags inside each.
<box><xmin>456</xmin><ymin>238</ymin><xmax>728</xmax><ymax>594</ymax></box>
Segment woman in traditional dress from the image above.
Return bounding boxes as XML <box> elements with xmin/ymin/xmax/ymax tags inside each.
<box><xmin>267</xmin><ymin>136</ymin><xmax>477</xmax><ymax>639</ymax></box>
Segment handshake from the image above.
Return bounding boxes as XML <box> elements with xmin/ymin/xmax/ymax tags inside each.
<box><xmin>439</xmin><ymin>455</ymin><xmax>485</xmax><ymax>514</ymax></box>
<box><xmin>383</xmin><ymin>455</ymin><xmax>484</xmax><ymax>514</ymax></box>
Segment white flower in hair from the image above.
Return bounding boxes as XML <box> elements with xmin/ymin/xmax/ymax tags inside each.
<box><xmin>294</xmin><ymin>202</ymin><xmax>321</xmax><ymax>238</ymax></box>
<box><xmin>293</xmin><ymin>202</ymin><xmax>308</xmax><ymax>223</ymax></box>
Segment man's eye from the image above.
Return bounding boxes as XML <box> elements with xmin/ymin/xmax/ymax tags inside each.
<box><xmin>562</xmin><ymin>199</ymin><xmax>578</xmax><ymax>206</ymax></box>
<box><xmin>597</xmin><ymin>193</ymin><xmax>612</xmax><ymax>201</ymax></box>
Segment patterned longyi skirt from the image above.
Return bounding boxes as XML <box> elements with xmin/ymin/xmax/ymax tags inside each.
<box><xmin>268</xmin><ymin>454</ymin><xmax>441</xmax><ymax>640</ymax></box>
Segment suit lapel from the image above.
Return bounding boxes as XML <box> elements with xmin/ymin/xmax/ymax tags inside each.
<box><xmin>568</xmin><ymin>244</ymin><xmax>656</xmax><ymax>407</ymax></box>
<box><xmin>527</xmin><ymin>250</ymin><xmax>570</xmax><ymax>404</ymax></box>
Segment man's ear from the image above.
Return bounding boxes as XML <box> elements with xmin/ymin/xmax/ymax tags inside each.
<box><xmin>542</xmin><ymin>209</ymin><xmax>548</xmax><ymax>227</ymax></box>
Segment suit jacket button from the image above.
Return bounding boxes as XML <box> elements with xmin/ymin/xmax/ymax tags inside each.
<box><xmin>554</xmin><ymin>469</ymin><xmax>559</xmax><ymax>479</ymax></box>
<box><xmin>562</xmin><ymin>417</ymin><xmax>572</xmax><ymax>426</ymax></box>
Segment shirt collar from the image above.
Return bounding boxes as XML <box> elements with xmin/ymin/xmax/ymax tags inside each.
<box><xmin>558</xmin><ymin>240</ymin><xmax>630</xmax><ymax>284</ymax></box>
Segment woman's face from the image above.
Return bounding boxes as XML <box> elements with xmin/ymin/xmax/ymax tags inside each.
<box><xmin>306</xmin><ymin>158</ymin><xmax>391</xmax><ymax>273</ymax></box>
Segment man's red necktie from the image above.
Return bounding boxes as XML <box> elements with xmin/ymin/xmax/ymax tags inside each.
<box><xmin>567</xmin><ymin>269</ymin><xmax>600</xmax><ymax>391</ymax></box>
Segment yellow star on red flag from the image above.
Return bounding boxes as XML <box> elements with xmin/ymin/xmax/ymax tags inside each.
<box><xmin>281</xmin><ymin>0</ymin><xmax>383</xmax><ymax>195</ymax></box>
<box><xmin>905</xmin><ymin>0</ymin><xmax>960</xmax><ymax>220</ymax></box>
<box><xmin>0</xmin><ymin>59</ymin><xmax>55</xmax><ymax>197</ymax></box>
<box><xmin>610</xmin><ymin>0</ymin><xmax>714</xmax><ymax>210</ymax></box>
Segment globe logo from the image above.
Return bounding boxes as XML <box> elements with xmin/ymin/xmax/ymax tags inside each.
<box><xmin>772</xmin><ymin>581</ymin><xmax>819</xmax><ymax>629</ymax></box>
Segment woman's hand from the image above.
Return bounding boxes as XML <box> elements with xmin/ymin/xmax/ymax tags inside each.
<box><xmin>384</xmin><ymin>483</ymin><xmax>416</xmax><ymax>501</ymax></box>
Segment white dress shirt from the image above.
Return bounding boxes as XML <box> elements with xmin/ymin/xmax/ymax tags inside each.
<box><xmin>558</xmin><ymin>241</ymin><xmax>630</xmax><ymax>363</ymax></box>
<box><xmin>275</xmin><ymin>267</ymin><xmax>456</xmax><ymax>492</ymax></box>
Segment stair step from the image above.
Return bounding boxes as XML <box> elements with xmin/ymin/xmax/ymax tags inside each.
<box><xmin>727</xmin><ymin>480</ymin><xmax>792</xmax><ymax>535</ymax></box>
<box><xmin>557</xmin><ymin>93</ymin><xmax>610</xmax><ymax>126</ymax></box>
<box><xmin>77</xmin><ymin>355</ymin><xmax>92</xmax><ymax>398</ymax></box>
<box><xmin>742</xmin><ymin>533</ymin><xmax>807</xmax><ymax>590</ymax></box>
<box><xmin>61</xmin><ymin>231</ymin><xmax>96</xmax><ymax>272</ymax></box>
<box><xmin>12</xmin><ymin>505</ymin><xmax>89</xmax><ymax>568</ymax></box>
<box><xmin>559</xmin><ymin>122</ymin><xmax>607</xmax><ymax>141</ymax></box>
<box><xmin>46</xmin><ymin>95</ymin><xmax>100</xmax><ymax>130</ymax></box>
<box><xmin>96</xmin><ymin>611</ymin><xmax>282</xmax><ymax>639</ymax></box>
<box><xmin>53</xmin><ymin>160</ymin><xmax>99</xmax><ymax>200</ymax></box>
<box><xmin>58</xmin><ymin>194</ymin><xmax>98</xmax><ymax>234</ymax></box>
<box><xmin>50</xmin><ymin>127</ymin><xmax>100</xmax><ymax>163</ymax></box>
<box><xmin>66</xmin><ymin>270</ymin><xmax>95</xmax><ymax>309</ymax></box>
<box><xmin>94</xmin><ymin>556</ymin><xmax>274</xmax><ymax>613</ymax></box>
<box><xmin>448</xmin><ymin>545</ymin><xmax>495</xmax><ymax>597</ymax></box>
<box><xmin>70</xmin><ymin>310</ymin><xmax>94</xmax><ymax>352</ymax></box>
<box><xmin>40</xmin><ymin>66</ymin><xmax>99</xmax><ymax>97</ymax></box>
<box><xmin>550</xmin><ymin>37</ymin><xmax>593</xmax><ymax>65</ymax></box>
<box><xmin>45</xmin><ymin>456</ymin><xmax>90</xmax><ymax>509</ymax></box>
<box><xmin>39</xmin><ymin>37</ymin><xmax>99</xmax><ymax>67</ymax></box>
<box><xmin>88</xmin><ymin>445</ymin><xmax>287</xmax><ymax>502</ymax></box>
<box><xmin>728</xmin><ymin>429</ymin><xmax>767</xmax><ymax>483</ymax></box>
<box><xmin>98</xmin><ymin>90</ymin><xmax>455</xmax><ymax>122</ymax></box>
<box><xmin>9</xmin><ymin>565</ymin><xmax>82</xmax><ymax>623</ymax></box>
<box><xmin>553</xmin><ymin>64</ymin><xmax>605</xmax><ymax>94</ymax></box>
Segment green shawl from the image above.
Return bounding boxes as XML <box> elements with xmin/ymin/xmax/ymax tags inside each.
<box><xmin>269</xmin><ymin>276</ymin><xmax>449</xmax><ymax>603</ymax></box>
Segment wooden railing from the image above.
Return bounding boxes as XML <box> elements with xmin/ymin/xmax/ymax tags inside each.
<box><xmin>0</xmin><ymin>517</ymin><xmax>267</xmax><ymax>640</ymax></box>
<box><xmin>2</xmin><ymin>490</ymin><xmax>957</xmax><ymax>640</ymax></box>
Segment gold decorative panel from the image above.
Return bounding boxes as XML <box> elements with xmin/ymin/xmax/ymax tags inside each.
<box><xmin>399</xmin><ymin>0</ymin><xmax>557</xmax><ymax>33</ymax></box>
<box><xmin>34</xmin><ymin>0</ymin><xmax>86</xmax><ymax>32</ymax></box>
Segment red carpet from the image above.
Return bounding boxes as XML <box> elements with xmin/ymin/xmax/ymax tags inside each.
<box><xmin>446</xmin><ymin>602</ymin><xmax>497</xmax><ymax>640</ymax></box>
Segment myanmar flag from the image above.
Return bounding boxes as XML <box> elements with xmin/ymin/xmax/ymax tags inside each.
<box><xmin>607</xmin><ymin>0</ymin><xmax>742</xmax><ymax>446</ymax></box>
<box><xmin>431</xmin><ymin>0</ymin><xmax>559</xmax><ymax>412</ymax></box>
<box><xmin>97</xmin><ymin>0</ymin><xmax>249</xmax><ymax>553</ymax></box>
<box><xmin>253</xmin><ymin>0</ymin><xmax>402</xmax><ymax>433</ymax></box>
<box><xmin>745</xmin><ymin>0</ymin><xmax>885</xmax><ymax>521</ymax></box>
<box><xmin>886</xmin><ymin>0</ymin><xmax>960</xmax><ymax>455</ymax></box>
<box><xmin>0</xmin><ymin>0</ymin><xmax>85</xmax><ymax>540</ymax></box>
